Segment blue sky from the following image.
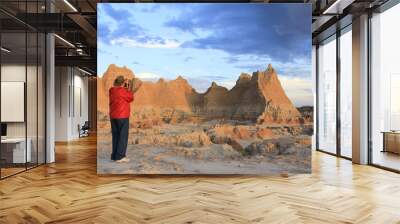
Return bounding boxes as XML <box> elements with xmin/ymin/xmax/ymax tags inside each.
<box><xmin>98</xmin><ymin>3</ymin><xmax>312</xmax><ymax>106</ymax></box>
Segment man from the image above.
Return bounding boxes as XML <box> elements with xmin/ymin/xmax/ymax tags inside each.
<box><xmin>109</xmin><ymin>76</ymin><xmax>134</xmax><ymax>163</ymax></box>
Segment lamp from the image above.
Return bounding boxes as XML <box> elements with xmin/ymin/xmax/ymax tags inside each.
<box><xmin>78</xmin><ymin>67</ymin><xmax>93</xmax><ymax>76</ymax></box>
<box><xmin>54</xmin><ymin>34</ymin><xmax>75</xmax><ymax>48</ymax></box>
<box><xmin>63</xmin><ymin>0</ymin><xmax>78</xmax><ymax>12</ymax></box>
<box><xmin>1</xmin><ymin>47</ymin><xmax>11</xmax><ymax>53</ymax></box>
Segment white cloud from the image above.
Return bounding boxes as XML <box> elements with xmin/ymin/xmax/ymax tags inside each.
<box><xmin>110</xmin><ymin>37</ymin><xmax>181</xmax><ymax>49</ymax></box>
<box><xmin>279</xmin><ymin>76</ymin><xmax>313</xmax><ymax>107</ymax></box>
<box><xmin>219</xmin><ymin>80</ymin><xmax>236</xmax><ymax>90</ymax></box>
<box><xmin>135</xmin><ymin>72</ymin><xmax>161</xmax><ymax>81</ymax></box>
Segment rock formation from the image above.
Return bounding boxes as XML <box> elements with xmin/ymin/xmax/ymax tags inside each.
<box><xmin>255</xmin><ymin>64</ymin><xmax>301</xmax><ymax>124</ymax></box>
<box><xmin>98</xmin><ymin>64</ymin><xmax>303</xmax><ymax>125</ymax></box>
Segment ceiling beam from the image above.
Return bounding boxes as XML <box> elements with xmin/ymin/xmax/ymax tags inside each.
<box><xmin>55</xmin><ymin>55</ymin><xmax>96</xmax><ymax>72</ymax></box>
<box><xmin>67</xmin><ymin>13</ymin><xmax>97</xmax><ymax>45</ymax></box>
<box><xmin>13</xmin><ymin>13</ymin><xmax>82</xmax><ymax>32</ymax></box>
<box><xmin>323</xmin><ymin>0</ymin><xmax>356</xmax><ymax>14</ymax></box>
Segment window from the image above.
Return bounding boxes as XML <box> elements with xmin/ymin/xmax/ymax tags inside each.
<box><xmin>317</xmin><ymin>36</ymin><xmax>337</xmax><ymax>154</ymax></box>
<box><xmin>370</xmin><ymin>3</ymin><xmax>400</xmax><ymax>171</ymax></box>
<box><xmin>339</xmin><ymin>28</ymin><xmax>352</xmax><ymax>158</ymax></box>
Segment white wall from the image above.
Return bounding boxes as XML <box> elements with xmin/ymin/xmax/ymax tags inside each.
<box><xmin>72</xmin><ymin>73</ymin><xmax>89</xmax><ymax>138</ymax></box>
<box><xmin>55</xmin><ymin>67</ymin><xmax>69</xmax><ymax>141</ymax></box>
<box><xmin>54</xmin><ymin>67</ymin><xmax>89</xmax><ymax>141</ymax></box>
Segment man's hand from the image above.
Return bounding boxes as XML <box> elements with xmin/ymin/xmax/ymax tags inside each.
<box><xmin>127</xmin><ymin>79</ymin><xmax>134</xmax><ymax>92</ymax></box>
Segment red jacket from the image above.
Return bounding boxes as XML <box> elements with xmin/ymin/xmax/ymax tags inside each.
<box><xmin>109</xmin><ymin>87</ymin><xmax>134</xmax><ymax>119</ymax></box>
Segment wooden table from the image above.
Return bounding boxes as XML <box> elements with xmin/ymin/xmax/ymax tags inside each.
<box><xmin>381</xmin><ymin>131</ymin><xmax>400</xmax><ymax>154</ymax></box>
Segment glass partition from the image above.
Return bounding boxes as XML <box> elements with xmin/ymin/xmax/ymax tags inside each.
<box><xmin>1</xmin><ymin>31</ymin><xmax>28</xmax><ymax>177</ymax></box>
<box><xmin>27</xmin><ymin>31</ymin><xmax>38</xmax><ymax>169</ymax></box>
<box><xmin>0</xmin><ymin>1</ymin><xmax>46</xmax><ymax>179</ymax></box>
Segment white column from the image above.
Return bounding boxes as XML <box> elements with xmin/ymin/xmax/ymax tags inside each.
<box><xmin>352</xmin><ymin>14</ymin><xmax>369</xmax><ymax>164</ymax></box>
<box><xmin>45</xmin><ymin>0</ymin><xmax>56</xmax><ymax>163</ymax></box>
<box><xmin>54</xmin><ymin>67</ymin><xmax>73</xmax><ymax>141</ymax></box>
<box><xmin>46</xmin><ymin>32</ymin><xmax>55</xmax><ymax>163</ymax></box>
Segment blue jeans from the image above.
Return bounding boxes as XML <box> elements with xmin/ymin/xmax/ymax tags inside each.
<box><xmin>111</xmin><ymin>118</ymin><xmax>129</xmax><ymax>160</ymax></box>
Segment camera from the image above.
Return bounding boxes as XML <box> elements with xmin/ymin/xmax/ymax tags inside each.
<box><xmin>124</xmin><ymin>79</ymin><xmax>135</xmax><ymax>91</ymax></box>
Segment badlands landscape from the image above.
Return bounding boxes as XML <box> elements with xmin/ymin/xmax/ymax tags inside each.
<box><xmin>97</xmin><ymin>64</ymin><xmax>313</xmax><ymax>174</ymax></box>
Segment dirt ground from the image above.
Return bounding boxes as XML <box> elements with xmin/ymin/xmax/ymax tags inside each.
<box><xmin>97</xmin><ymin>121</ymin><xmax>312</xmax><ymax>175</ymax></box>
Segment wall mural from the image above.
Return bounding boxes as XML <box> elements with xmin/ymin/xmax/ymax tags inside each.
<box><xmin>97</xmin><ymin>3</ymin><xmax>313</xmax><ymax>174</ymax></box>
